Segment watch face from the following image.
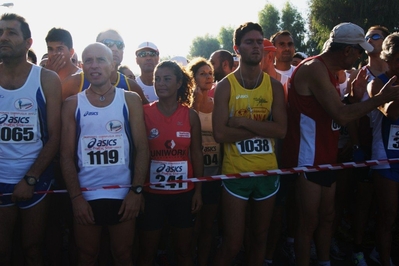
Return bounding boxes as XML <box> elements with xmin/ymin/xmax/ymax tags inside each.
<box><xmin>135</xmin><ymin>186</ymin><xmax>143</xmax><ymax>193</ymax></box>
<box><xmin>25</xmin><ymin>176</ymin><xmax>37</xmax><ymax>186</ymax></box>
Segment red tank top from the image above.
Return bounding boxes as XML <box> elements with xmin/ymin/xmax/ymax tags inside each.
<box><xmin>143</xmin><ymin>102</ymin><xmax>194</xmax><ymax>194</ymax></box>
<box><xmin>282</xmin><ymin>55</ymin><xmax>341</xmax><ymax>168</ymax></box>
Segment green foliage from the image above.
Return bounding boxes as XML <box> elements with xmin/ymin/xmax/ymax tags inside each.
<box><xmin>258</xmin><ymin>4</ymin><xmax>280</xmax><ymax>39</ymax></box>
<box><xmin>218</xmin><ymin>26</ymin><xmax>235</xmax><ymax>53</ymax></box>
<box><xmin>189</xmin><ymin>34</ymin><xmax>220</xmax><ymax>59</ymax></box>
<box><xmin>280</xmin><ymin>2</ymin><xmax>307</xmax><ymax>52</ymax></box>
<box><xmin>187</xmin><ymin>0</ymin><xmax>399</xmax><ymax>58</ymax></box>
<box><xmin>308</xmin><ymin>0</ymin><xmax>399</xmax><ymax>52</ymax></box>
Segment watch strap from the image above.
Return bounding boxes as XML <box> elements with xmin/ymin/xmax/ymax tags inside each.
<box><xmin>130</xmin><ymin>185</ymin><xmax>143</xmax><ymax>194</ymax></box>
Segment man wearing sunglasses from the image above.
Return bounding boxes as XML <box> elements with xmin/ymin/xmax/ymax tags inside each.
<box><xmin>281</xmin><ymin>22</ymin><xmax>399</xmax><ymax>266</ymax></box>
<box><xmin>135</xmin><ymin>41</ymin><xmax>160</xmax><ymax>103</ymax></box>
<box><xmin>75</xmin><ymin>30</ymin><xmax>148</xmax><ymax>104</ymax></box>
<box><xmin>345</xmin><ymin>25</ymin><xmax>390</xmax><ymax>266</ymax></box>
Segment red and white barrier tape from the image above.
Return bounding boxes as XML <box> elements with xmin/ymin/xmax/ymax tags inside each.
<box><xmin>1</xmin><ymin>158</ymin><xmax>398</xmax><ymax>196</ymax></box>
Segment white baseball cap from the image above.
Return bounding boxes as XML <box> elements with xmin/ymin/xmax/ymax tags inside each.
<box><xmin>171</xmin><ymin>56</ymin><xmax>189</xmax><ymax>66</ymax></box>
<box><xmin>328</xmin><ymin>22</ymin><xmax>373</xmax><ymax>52</ymax></box>
<box><xmin>136</xmin><ymin>41</ymin><xmax>159</xmax><ymax>54</ymax></box>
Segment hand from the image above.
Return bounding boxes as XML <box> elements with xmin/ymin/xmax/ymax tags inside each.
<box><xmin>118</xmin><ymin>191</ymin><xmax>142</xmax><ymax>222</ymax></box>
<box><xmin>191</xmin><ymin>191</ymin><xmax>202</xmax><ymax>214</ymax></box>
<box><xmin>45</xmin><ymin>53</ymin><xmax>66</xmax><ymax>72</ymax></box>
<box><xmin>227</xmin><ymin>117</ymin><xmax>247</xmax><ymax>128</ymax></box>
<box><xmin>378</xmin><ymin>76</ymin><xmax>399</xmax><ymax>102</ymax></box>
<box><xmin>351</xmin><ymin>68</ymin><xmax>369</xmax><ymax>101</ymax></box>
<box><xmin>193</xmin><ymin>86</ymin><xmax>204</xmax><ymax>103</ymax></box>
<box><xmin>11</xmin><ymin>179</ymin><xmax>34</xmax><ymax>202</ymax></box>
<box><xmin>71</xmin><ymin>196</ymin><xmax>95</xmax><ymax>225</ymax></box>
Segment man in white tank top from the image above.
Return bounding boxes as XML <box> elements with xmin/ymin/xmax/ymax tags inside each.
<box><xmin>0</xmin><ymin>13</ymin><xmax>62</xmax><ymax>265</ymax></box>
<box><xmin>60</xmin><ymin>42</ymin><xmax>149</xmax><ymax>265</ymax></box>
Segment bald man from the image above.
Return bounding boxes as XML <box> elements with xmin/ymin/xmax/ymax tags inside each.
<box><xmin>60</xmin><ymin>42</ymin><xmax>149</xmax><ymax>265</ymax></box>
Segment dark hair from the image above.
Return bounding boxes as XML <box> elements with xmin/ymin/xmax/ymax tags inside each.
<box><xmin>215</xmin><ymin>49</ymin><xmax>234</xmax><ymax>69</ymax></box>
<box><xmin>118</xmin><ymin>65</ymin><xmax>131</xmax><ymax>72</ymax></box>
<box><xmin>270</xmin><ymin>30</ymin><xmax>292</xmax><ymax>45</ymax></box>
<box><xmin>154</xmin><ymin>60</ymin><xmax>194</xmax><ymax>107</ymax></box>
<box><xmin>233</xmin><ymin>22</ymin><xmax>263</xmax><ymax>47</ymax></box>
<box><xmin>325</xmin><ymin>41</ymin><xmax>354</xmax><ymax>53</ymax></box>
<box><xmin>45</xmin><ymin>28</ymin><xmax>73</xmax><ymax>49</ymax></box>
<box><xmin>28</xmin><ymin>49</ymin><xmax>37</xmax><ymax>64</ymax></box>
<box><xmin>187</xmin><ymin>57</ymin><xmax>214</xmax><ymax>80</ymax></box>
<box><xmin>380</xmin><ymin>32</ymin><xmax>399</xmax><ymax>62</ymax></box>
<box><xmin>368</xmin><ymin>25</ymin><xmax>391</xmax><ymax>39</ymax></box>
<box><xmin>0</xmin><ymin>13</ymin><xmax>31</xmax><ymax>40</ymax></box>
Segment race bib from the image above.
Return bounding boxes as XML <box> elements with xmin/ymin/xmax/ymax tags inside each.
<box><xmin>81</xmin><ymin>134</ymin><xmax>125</xmax><ymax>166</ymax></box>
<box><xmin>203</xmin><ymin>142</ymin><xmax>220</xmax><ymax>167</ymax></box>
<box><xmin>150</xmin><ymin>160</ymin><xmax>188</xmax><ymax>190</ymax></box>
<box><xmin>331</xmin><ymin>120</ymin><xmax>341</xmax><ymax>131</ymax></box>
<box><xmin>235</xmin><ymin>137</ymin><xmax>273</xmax><ymax>154</ymax></box>
<box><xmin>0</xmin><ymin>111</ymin><xmax>38</xmax><ymax>143</ymax></box>
<box><xmin>387</xmin><ymin>124</ymin><xmax>399</xmax><ymax>150</ymax></box>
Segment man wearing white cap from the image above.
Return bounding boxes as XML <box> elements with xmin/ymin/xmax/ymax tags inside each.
<box><xmin>135</xmin><ymin>42</ymin><xmax>160</xmax><ymax>103</ymax></box>
<box><xmin>281</xmin><ymin>22</ymin><xmax>399</xmax><ymax>266</ymax></box>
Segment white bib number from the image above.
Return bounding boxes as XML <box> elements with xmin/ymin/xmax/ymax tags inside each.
<box><xmin>235</xmin><ymin>137</ymin><xmax>272</xmax><ymax>154</ymax></box>
<box><xmin>150</xmin><ymin>160</ymin><xmax>188</xmax><ymax>190</ymax></box>
<box><xmin>387</xmin><ymin>124</ymin><xmax>399</xmax><ymax>150</ymax></box>
<box><xmin>81</xmin><ymin>134</ymin><xmax>124</xmax><ymax>166</ymax></box>
<box><xmin>0</xmin><ymin>111</ymin><xmax>38</xmax><ymax>143</ymax></box>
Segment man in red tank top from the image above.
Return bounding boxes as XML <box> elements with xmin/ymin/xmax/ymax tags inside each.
<box><xmin>282</xmin><ymin>22</ymin><xmax>399</xmax><ymax>266</ymax></box>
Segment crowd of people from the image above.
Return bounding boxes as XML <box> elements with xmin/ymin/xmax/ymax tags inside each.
<box><xmin>0</xmin><ymin>12</ymin><xmax>398</xmax><ymax>266</ymax></box>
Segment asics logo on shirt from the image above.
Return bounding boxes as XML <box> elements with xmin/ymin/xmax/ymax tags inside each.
<box><xmin>83</xmin><ymin>111</ymin><xmax>99</xmax><ymax>116</ymax></box>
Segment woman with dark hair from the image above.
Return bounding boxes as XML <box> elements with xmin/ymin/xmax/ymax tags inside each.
<box><xmin>138</xmin><ymin>60</ymin><xmax>203</xmax><ymax>266</ymax></box>
<box><xmin>187</xmin><ymin>57</ymin><xmax>222</xmax><ymax>266</ymax></box>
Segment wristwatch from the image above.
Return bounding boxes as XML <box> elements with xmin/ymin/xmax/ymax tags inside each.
<box><xmin>130</xmin><ymin>185</ymin><xmax>143</xmax><ymax>194</ymax></box>
<box><xmin>24</xmin><ymin>175</ymin><xmax>38</xmax><ymax>186</ymax></box>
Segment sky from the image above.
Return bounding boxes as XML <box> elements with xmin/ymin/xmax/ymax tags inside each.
<box><xmin>2</xmin><ymin>0</ymin><xmax>309</xmax><ymax>73</ymax></box>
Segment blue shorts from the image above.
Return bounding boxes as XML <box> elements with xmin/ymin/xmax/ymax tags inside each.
<box><xmin>372</xmin><ymin>168</ymin><xmax>399</xmax><ymax>183</ymax></box>
<box><xmin>0</xmin><ymin>178</ymin><xmax>52</xmax><ymax>209</ymax></box>
<box><xmin>223</xmin><ymin>175</ymin><xmax>280</xmax><ymax>201</ymax></box>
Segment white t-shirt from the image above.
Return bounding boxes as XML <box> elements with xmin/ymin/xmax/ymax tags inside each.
<box><xmin>136</xmin><ymin>76</ymin><xmax>158</xmax><ymax>103</ymax></box>
<box><xmin>275</xmin><ymin>65</ymin><xmax>296</xmax><ymax>78</ymax></box>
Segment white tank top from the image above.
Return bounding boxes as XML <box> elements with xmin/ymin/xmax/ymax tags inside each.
<box><xmin>76</xmin><ymin>88</ymin><xmax>133</xmax><ymax>200</ymax></box>
<box><xmin>136</xmin><ymin>76</ymin><xmax>158</xmax><ymax>103</ymax></box>
<box><xmin>0</xmin><ymin>65</ymin><xmax>47</xmax><ymax>184</ymax></box>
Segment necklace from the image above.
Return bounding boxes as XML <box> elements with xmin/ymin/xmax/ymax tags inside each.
<box><xmin>240</xmin><ymin>67</ymin><xmax>262</xmax><ymax>89</ymax></box>
<box><xmin>90</xmin><ymin>86</ymin><xmax>113</xmax><ymax>101</ymax></box>
<box><xmin>239</xmin><ymin>68</ymin><xmax>262</xmax><ymax>115</ymax></box>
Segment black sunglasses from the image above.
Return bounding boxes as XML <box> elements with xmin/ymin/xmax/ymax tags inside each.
<box><xmin>137</xmin><ymin>51</ymin><xmax>159</xmax><ymax>58</ymax></box>
<box><xmin>101</xmin><ymin>39</ymin><xmax>125</xmax><ymax>50</ymax></box>
<box><xmin>365</xmin><ymin>34</ymin><xmax>384</xmax><ymax>42</ymax></box>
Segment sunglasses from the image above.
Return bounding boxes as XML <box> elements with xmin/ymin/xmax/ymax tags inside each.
<box><xmin>137</xmin><ymin>51</ymin><xmax>159</xmax><ymax>58</ymax></box>
<box><xmin>365</xmin><ymin>34</ymin><xmax>384</xmax><ymax>41</ymax></box>
<box><xmin>101</xmin><ymin>39</ymin><xmax>125</xmax><ymax>50</ymax></box>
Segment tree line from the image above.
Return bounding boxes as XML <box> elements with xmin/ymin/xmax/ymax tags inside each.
<box><xmin>187</xmin><ymin>0</ymin><xmax>399</xmax><ymax>59</ymax></box>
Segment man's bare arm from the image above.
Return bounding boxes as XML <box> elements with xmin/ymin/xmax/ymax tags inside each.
<box><xmin>212</xmin><ymin>78</ymin><xmax>256</xmax><ymax>143</ymax></box>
